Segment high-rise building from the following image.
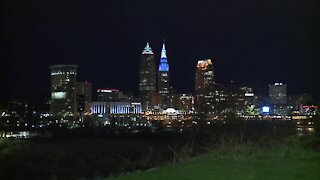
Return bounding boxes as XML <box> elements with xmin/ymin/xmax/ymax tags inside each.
<box><xmin>158</xmin><ymin>43</ymin><xmax>170</xmax><ymax>94</ymax></box>
<box><xmin>178</xmin><ymin>94</ymin><xmax>194</xmax><ymax>113</ymax></box>
<box><xmin>195</xmin><ymin>59</ymin><xmax>215</xmax><ymax>116</ymax></box>
<box><xmin>269</xmin><ymin>83</ymin><xmax>287</xmax><ymax>105</ymax></box>
<box><xmin>76</xmin><ymin>81</ymin><xmax>92</xmax><ymax>114</ymax></box>
<box><xmin>139</xmin><ymin>42</ymin><xmax>156</xmax><ymax>110</ymax></box>
<box><xmin>158</xmin><ymin>42</ymin><xmax>170</xmax><ymax>109</ymax></box>
<box><xmin>50</xmin><ymin>65</ymin><xmax>78</xmax><ymax>116</ymax></box>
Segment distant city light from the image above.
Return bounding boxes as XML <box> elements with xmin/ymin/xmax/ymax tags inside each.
<box><xmin>262</xmin><ymin>106</ymin><xmax>270</xmax><ymax>113</ymax></box>
<box><xmin>97</xmin><ymin>88</ymin><xmax>119</xmax><ymax>93</ymax></box>
<box><xmin>244</xmin><ymin>93</ymin><xmax>254</xmax><ymax>97</ymax></box>
<box><xmin>274</xmin><ymin>83</ymin><xmax>283</xmax><ymax>86</ymax></box>
<box><xmin>52</xmin><ymin>92</ymin><xmax>66</xmax><ymax>99</ymax></box>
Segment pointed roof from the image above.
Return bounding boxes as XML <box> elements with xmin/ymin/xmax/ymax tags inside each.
<box><xmin>159</xmin><ymin>41</ymin><xmax>169</xmax><ymax>71</ymax></box>
<box><xmin>161</xmin><ymin>43</ymin><xmax>167</xmax><ymax>59</ymax></box>
<box><xmin>142</xmin><ymin>42</ymin><xmax>154</xmax><ymax>55</ymax></box>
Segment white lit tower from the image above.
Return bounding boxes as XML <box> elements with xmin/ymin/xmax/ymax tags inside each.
<box><xmin>139</xmin><ymin>42</ymin><xmax>156</xmax><ymax>110</ymax></box>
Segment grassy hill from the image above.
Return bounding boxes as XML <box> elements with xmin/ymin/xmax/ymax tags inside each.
<box><xmin>109</xmin><ymin>140</ymin><xmax>320</xmax><ymax>180</ymax></box>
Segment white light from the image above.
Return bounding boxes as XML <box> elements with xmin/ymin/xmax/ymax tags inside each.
<box><xmin>262</xmin><ymin>106</ymin><xmax>270</xmax><ymax>113</ymax></box>
<box><xmin>245</xmin><ymin>93</ymin><xmax>254</xmax><ymax>97</ymax></box>
<box><xmin>52</xmin><ymin>92</ymin><xmax>66</xmax><ymax>99</ymax></box>
<box><xmin>98</xmin><ymin>90</ymin><xmax>112</xmax><ymax>93</ymax></box>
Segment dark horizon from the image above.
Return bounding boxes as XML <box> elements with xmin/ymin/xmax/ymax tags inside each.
<box><xmin>2</xmin><ymin>0</ymin><xmax>320</xmax><ymax>104</ymax></box>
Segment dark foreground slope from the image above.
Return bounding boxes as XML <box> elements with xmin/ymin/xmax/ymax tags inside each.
<box><xmin>110</xmin><ymin>140</ymin><xmax>320</xmax><ymax>180</ymax></box>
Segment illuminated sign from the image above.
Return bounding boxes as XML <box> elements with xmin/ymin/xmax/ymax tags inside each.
<box><xmin>99</xmin><ymin>90</ymin><xmax>112</xmax><ymax>93</ymax></box>
<box><xmin>97</xmin><ymin>89</ymin><xmax>119</xmax><ymax>93</ymax></box>
<box><xmin>245</xmin><ymin>93</ymin><xmax>254</xmax><ymax>97</ymax></box>
<box><xmin>52</xmin><ymin>92</ymin><xmax>66</xmax><ymax>99</ymax></box>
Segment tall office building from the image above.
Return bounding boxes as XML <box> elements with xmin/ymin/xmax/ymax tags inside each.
<box><xmin>158</xmin><ymin>43</ymin><xmax>170</xmax><ymax>94</ymax></box>
<box><xmin>269</xmin><ymin>83</ymin><xmax>287</xmax><ymax>105</ymax></box>
<box><xmin>50</xmin><ymin>65</ymin><xmax>78</xmax><ymax>116</ymax></box>
<box><xmin>139</xmin><ymin>42</ymin><xmax>156</xmax><ymax>110</ymax></box>
<box><xmin>76</xmin><ymin>81</ymin><xmax>92</xmax><ymax>114</ymax></box>
<box><xmin>158</xmin><ymin>42</ymin><xmax>170</xmax><ymax>109</ymax></box>
<box><xmin>178</xmin><ymin>94</ymin><xmax>194</xmax><ymax>113</ymax></box>
<box><xmin>195</xmin><ymin>59</ymin><xmax>215</xmax><ymax>116</ymax></box>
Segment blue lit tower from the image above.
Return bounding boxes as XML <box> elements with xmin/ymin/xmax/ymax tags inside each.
<box><xmin>158</xmin><ymin>43</ymin><xmax>170</xmax><ymax>95</ymax></box>
<box><xmin>139</xmin><ymin>43</ymin><xmax>156</xmax><ymax>109</ymax></box>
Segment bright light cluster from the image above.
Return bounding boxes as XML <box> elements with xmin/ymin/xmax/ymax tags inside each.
<box><xmin>197</xmin><ymin>59</ymin><xmax>212</xmax><ymax>69</ymax></box>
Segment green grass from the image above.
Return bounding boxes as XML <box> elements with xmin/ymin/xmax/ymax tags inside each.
<box><xmin>109</xmin><ymin>144</ymin><xmax>320</xmax><ymax>180</ymax></box>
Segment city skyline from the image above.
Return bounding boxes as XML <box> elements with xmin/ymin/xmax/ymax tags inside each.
<box><xmin>1</xmin><ymin>2</ymin><xmax>319</xmax><ymax>179</ymax></box>
<box><xmin>2</xmin><ymin>0</ymin><xmax>319</xmax><ymax>103</ymax></box>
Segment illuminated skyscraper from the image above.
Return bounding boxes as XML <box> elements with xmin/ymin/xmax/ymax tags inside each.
<box><xmin>158</xmin><ymin>42</ymin><xmax>171</xmax><ymax>109</ymax></box>
<box><xmin>195</xmin><ymin>59</ymin><xmax>215</xmax><ymax>116</ymax></box>
<box><xmin>269</xmin><ymin>83</ymin><xmax>287</xmax><ymax>105</ymax></box>
<box><xmin>158</xmin><ymin>43</ymin><xmax>170</xmax><ymax>94</ymax></box>
<box><xmin>139</xmin><ymin>43</ymin><xmax>156</xmax><ymax>109</ymax></box>
<box><xmin>50</xmin><ymin>65</ymin><xmax>78</xmax><ymax>116</ymax></box>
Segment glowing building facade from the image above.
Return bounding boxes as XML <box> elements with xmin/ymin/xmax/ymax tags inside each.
<box><xmin>195</xmin><ymin>59</ymin><xmax>215</xmax><ymax>116</ymax></box>
<box><xmin>50</xmin><ymin>65</ymin><xmax>78</xmax><ymax>116</ymax></box>
<box><xmin>139</xmin><ymin>43</ymin><xmax>156</xmax><ymax>110</ymax></box>
<box><xmin>91</xmin><ymin>102</ymin><xmax>142</xmax><ymax>115</ymax></box>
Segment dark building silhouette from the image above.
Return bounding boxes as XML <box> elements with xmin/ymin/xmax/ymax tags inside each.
<box><xmin>195</xmin><ymin>59</ymin><xmax>215</xmax><ymax>117</ymax></box>
<box><xmin>76</xmin><ymin>81</ymin><xmax>92</xmax><ymax>114</ymax></box>
<box><xmin>97</xmin><ymin>88</ymin><xmax>121</xmax><ymax>102</ymax></box>
<box><xmin>139</xmin><ymin>43</ymin><xmax>156</xmax><ymax>110</ymax></box>
<box><xmin>50</xmin><ymin>65</ymin><xmax>78</xmax><ymax>117</ymax></box>
<box><xmin>269</xmin><ymin>83</ymin><xmax>287</xmax><ymax>105</ymax></box>
<box><xmin>76</xmin><ymin>94</ymin><xmax>85</xmax><ymax>113</ymax></box>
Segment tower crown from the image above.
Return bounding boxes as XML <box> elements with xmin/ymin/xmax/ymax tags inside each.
<box><xmin>159</xmin><ymin>42</ymin><xmax>169</xmax><ymax>71</ymax></box>
<box><xmin>161</xmin><ymin>43</ymin><xmax>167</xmax><ymax>58</ymax></box>
<box><xmin>142</xmin><ymin>42</ymin><xmax>154</xmax><ymax>55</ymax></box>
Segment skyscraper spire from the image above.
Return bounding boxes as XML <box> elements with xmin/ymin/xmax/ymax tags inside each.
<box><xmin>161</xmin><ymin>43</ymin><xmax>167</xmax><ymax>59</ymax></box>
<box><xmin>158</xmin><ymin>41</ymin><xmax>170</xmax><ymax>98</ymax></box>
<box><xmin>159</xmin><ymin>42</ymin><xmax>169</xmax><ymax>71</ymax></box>
<box><xmin>142</xmin><ymin>42</ymin><xmax>154</xmax><ymax>55</ymax></box>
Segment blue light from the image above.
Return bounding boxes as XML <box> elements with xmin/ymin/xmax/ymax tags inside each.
<box><xmin>159</xmin><ymin>63</ymin><xmax>169</xmax><ymax>71</ymax></box>
<box><xmin>262</xmin><ymin>106</ymin><xmax>270</xmax><ymax>112</ymax></box>
<box><xmin>159</xmin><ymin>43</ymin><xmax>169</xmax><ymax>71</ymax></box>
<box><xmin>261</xmin><ymin>106</ymin><xmax>270</xmax><ymax>113</ymax></box>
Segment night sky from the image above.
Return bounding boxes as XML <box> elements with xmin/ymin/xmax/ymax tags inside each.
<box><xmin>2</xmin><ymin>0</ymin><xmax>320</xmax><ymax>103</ymax></box>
